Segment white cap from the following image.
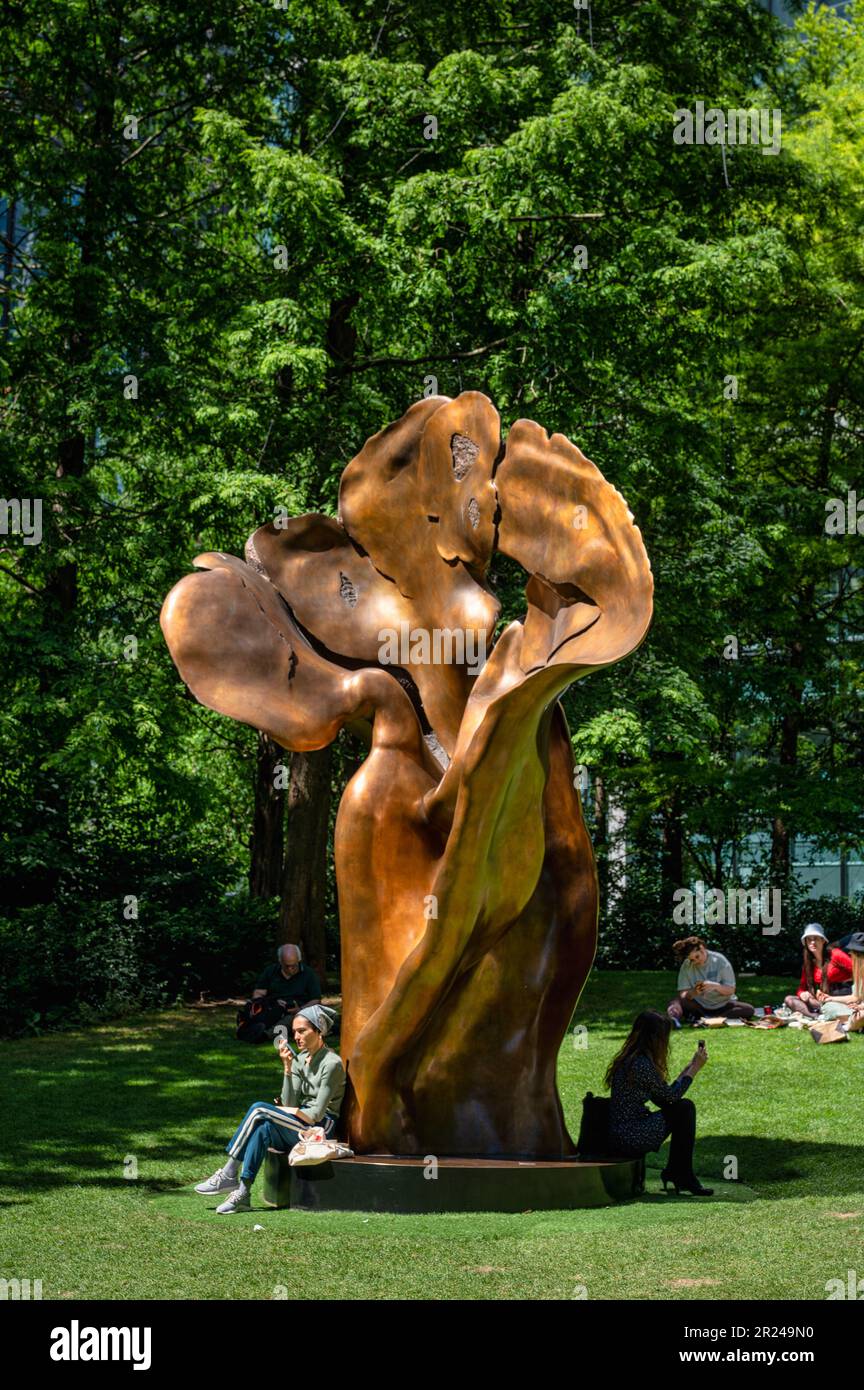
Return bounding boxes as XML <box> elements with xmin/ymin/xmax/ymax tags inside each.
<box><xmin>801</xmin><ymin>922</ymin><xmax>827</xmax><ymax>943</ymax></box>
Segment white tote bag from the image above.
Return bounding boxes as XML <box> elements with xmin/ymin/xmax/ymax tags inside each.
<box><xmin>288</xmin><ymin>1126</ymin><xmax>354</xmax><ymax>1166</ymax></box>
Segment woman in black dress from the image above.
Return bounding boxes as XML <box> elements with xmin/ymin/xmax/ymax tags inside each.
<box><xmin>605</xmin><ymin>1009</ymin><xmax>712</xmax><ymax>1196</ymax></box>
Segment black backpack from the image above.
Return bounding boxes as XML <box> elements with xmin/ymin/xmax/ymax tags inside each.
<box><xmin>235</xmin><ymin>997</ymin><xmax>287</xmax><ymax>1044</ymax></box>
<box><xmin>575</xmin><ymin>1091</ymin><xmax>612</xmax><ymax>1159</ymax></box>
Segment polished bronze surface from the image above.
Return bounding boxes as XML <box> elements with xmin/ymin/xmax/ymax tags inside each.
<box><xmin>262</xmin><ymin>1148</ymin><xmax>644</xmax><ymax>1212</ymax></box>
<box><xmin>160</xmin><ymin>394</ymin><xmax>653</xmax><ymax>1157</ymax></box>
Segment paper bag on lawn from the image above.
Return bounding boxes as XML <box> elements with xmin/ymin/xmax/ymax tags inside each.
<box><xmin>811</xmin><ymin>1018</ymin><xmax>848</xmax><ymax>1045</ymax></box>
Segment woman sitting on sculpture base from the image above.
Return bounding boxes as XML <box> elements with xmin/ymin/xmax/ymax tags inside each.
<box><xmin>606</xmin><ymin>1009</ymin><xmax>713</xmax><ymax>1197</ymax></box>
<box><xmin>194</xmin><ymin>1003</ymin><xmax>345</xmax><ymax>1214</ymax></box>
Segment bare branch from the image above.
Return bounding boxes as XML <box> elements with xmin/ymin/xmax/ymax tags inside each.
<box><xmin>119</xmin><ymin>102</ymin><xmax>195</xmax><ymax>168</ymax></box>
<box><xmin>0</xmin><ymin>561</ymin><xmax>43</xmax><ymax>597</ymax></box>
<box><xmin>344</xmin><ymin>336</ymin><xmax>510</xmax><ymax>375</ymax></box>
<box><xmin>509</xmin><ymin>213</ymin><xmax>603</xmax><ymax>223</ymax></box>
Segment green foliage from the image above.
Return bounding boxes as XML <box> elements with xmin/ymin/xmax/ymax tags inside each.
<box><xmin>1</xmin><ymin>0</ymin><xmax>862</xmax><ymax>1027</ymax></box>
<box><xmin>0</xmin><ymin>889</ymin><xmax>277</xmax><ymax>1038</ymax></box>
<box><xmin>595</xmin><ymin>852</ymin><xmax>864</xmax><ymax>974</ymax></box>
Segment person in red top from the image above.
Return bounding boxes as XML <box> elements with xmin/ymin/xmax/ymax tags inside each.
<box><xmin>783</xmin><ymin>923</ymin><xmax>853</xmax><ymax>1017</ymax></box>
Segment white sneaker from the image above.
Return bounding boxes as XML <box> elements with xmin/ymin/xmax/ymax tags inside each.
<box><xmin>195</xmin><ymin>1166</ymin><xmax>237</xmax><ymax>1195</ymax></box>
<box><xmin>216</xmin><ymin>1186</ymin><xmax>252</xmax><ymax>1215</ymax></box>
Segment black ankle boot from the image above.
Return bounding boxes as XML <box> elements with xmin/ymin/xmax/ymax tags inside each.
<box><xmin>661</xmin><ymin>1168</ymin><xmax>714</xmax><ymax>1196</ymax></box>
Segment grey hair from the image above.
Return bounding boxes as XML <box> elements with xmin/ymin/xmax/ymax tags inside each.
<box><xmin>277</xmin><ymin>942</ymin><xmax>302</xmax><ymax>963</ymax></box>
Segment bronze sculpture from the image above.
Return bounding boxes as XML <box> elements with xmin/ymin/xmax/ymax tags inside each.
<box><xmin>160</xmin><ymin>393</ymin><xmax>653</xmax><ymax>1158</ymax></box>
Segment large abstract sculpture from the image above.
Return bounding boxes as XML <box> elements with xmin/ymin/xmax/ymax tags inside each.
<box><xmin>160</xmin><ymin>393</ymin><xmax>653</xmax><ymax>1159</ymax></box>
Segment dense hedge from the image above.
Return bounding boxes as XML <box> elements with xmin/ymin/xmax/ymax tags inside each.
<box><xmin>595</xmin><ymin>860</ymin><xmax>864</xmax><ymax>977</ymax></box>
<box><xmin>0</xmin><ymin>888</ymin><xmax>278</xmax><ymax>1038</ymax></box>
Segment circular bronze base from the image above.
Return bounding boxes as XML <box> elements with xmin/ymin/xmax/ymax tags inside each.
<box><xmin>262</xmin><ymin>1151</ymin><xmax>644</xmax><ymax>1213</ymax></box>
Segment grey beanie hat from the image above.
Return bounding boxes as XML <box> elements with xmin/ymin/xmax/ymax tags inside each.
<box><xmin>295</xmin><ymin>1003</ymin><xmax>337</xmax><ymax>1037</ymax></box>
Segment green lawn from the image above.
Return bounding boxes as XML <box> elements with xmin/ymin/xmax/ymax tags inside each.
<box><xmin>1</xmin><ymin>971</ymin><xmax>862</xmax><ymax>1301</ymax></box>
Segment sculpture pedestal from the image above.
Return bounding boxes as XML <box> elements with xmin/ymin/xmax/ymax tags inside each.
<box><xmin>262</xmin><ymin>1151</ymin><xmax>644</xmax><ymax>1213</ymax></box>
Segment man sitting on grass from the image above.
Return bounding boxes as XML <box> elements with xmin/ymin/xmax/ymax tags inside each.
<box><xmin>236</xmin><ymin>943</ymin><xmax>323</xmax><ymax>1043</ymax></box>
<box><xmin>666</xmin><ymin>935</ymin><xmax>755</xmax><ymax>1027</ymax></box>
<box><xmin>252</xmin><ymin>943</ymin><xmax>321</xmax><ymax>1014</ymax></box>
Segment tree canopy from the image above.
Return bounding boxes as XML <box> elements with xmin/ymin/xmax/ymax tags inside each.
<box><xmin>1</xmin><ymin>0</ymin><xmax>862</xmax><ymax>1033</ymax></box>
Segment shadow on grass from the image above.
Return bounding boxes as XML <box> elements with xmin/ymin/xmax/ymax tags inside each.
<box><xmin>144</xmin><ymin>1179</ymin><xmax>763</xmax><ymax>1225</ymax></box>
<box><xmin>0</xmin><ymin>1010</ymin><xmax>288</xmax><ymax>1190</ymax></box>
<box><xmin>681</xmin><ymin>1133</ymin><xmax>864</xmax><ymax>1200</ymax></box>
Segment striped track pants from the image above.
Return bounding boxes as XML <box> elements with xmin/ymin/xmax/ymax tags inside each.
<box><xmin>226</xmin><ymin>1102</ymin><xmax>335</xmax><ymax>1183</ymax></box>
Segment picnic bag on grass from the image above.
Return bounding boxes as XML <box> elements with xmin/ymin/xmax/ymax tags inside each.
<box><xmin>811</xmin><ymin>1018</ymin><xmax>849</xmax><ymax>1045</ymax></box>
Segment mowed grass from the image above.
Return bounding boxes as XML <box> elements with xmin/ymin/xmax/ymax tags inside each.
<box><xmin>1</xmin><ymin>971</ymin><xmax>862</xmax><ymax>1301</ymax></box>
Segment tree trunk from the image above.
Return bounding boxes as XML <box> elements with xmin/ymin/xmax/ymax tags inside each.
<box><xmin>2</xmin><ymin>197</ymin><xmax>15</xmax><ymax>338</ymax></box>
<box><xmin>593</xmin><ymin>773</ymin><xmax>608</xmax><ymax>910</ymax></box>
<box><xmin>714</xmin><ymin>837</ymin><xmax>724</xmax><ymax>887</ymax></box>
<box><xmin>770</xmin><ymin>811</ymin><xmax>790</xmax><ymax>887</ymax></box>
<box><xmin>660</xmin><ymin>794</ymin><xmax>684</xmax><ymax>911</ymax></box>
<box><xmin>770</xmin><ymin>636</ymin><xmax>806</xmax><ymax>907</ymax></box>
<box><xmin>249</xmin><ymin>733</ymin><xmax>286</xmax><ymax>897</ymax></box>
<box><xmin>325</xmin><ymin>292</ymin><xmax>360</xmax><ymax>374</ymax></box>
<box><xmin>279</xmin><ymin>747</ymin><xmax>333</xmax><ymax>987</ymax></box>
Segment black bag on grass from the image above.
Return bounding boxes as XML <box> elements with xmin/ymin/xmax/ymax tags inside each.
<box><xmin>236</xmin><ymin>997</ymin><xmax>286</xmax><ymax>1044</ymax></box>
<box><xmin>575</xmin><ymin>1091</ymin><xmax>612</xmax><ymax>1159</ymax></box>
